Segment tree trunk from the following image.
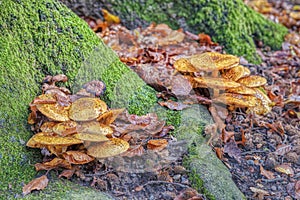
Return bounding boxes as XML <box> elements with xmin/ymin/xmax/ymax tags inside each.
<box><xmin>61</xmin><ymin>0</ymin><xmax>287</xmax><ymax>64</ymax></box>
<box><xmin>0</xmin><ymin>0</ymin><xmax>244</xmax><ymax>199</ymax></box>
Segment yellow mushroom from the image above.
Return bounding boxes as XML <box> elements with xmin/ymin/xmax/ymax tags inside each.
<box><xmin>237</xmin><ymin>75</ymin><xmax>267</xmax><ymax>88</ymax></box>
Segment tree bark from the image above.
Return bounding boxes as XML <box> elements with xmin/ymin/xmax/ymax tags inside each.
<box><xmin>61</xmin><ymin>0</ymin><xmax>287</xmax><ymax>64</ymax></box>
<box><xmin>1</xmin><ymin>0</ymin><xmax>245</xmax><ymax>199</ymax></box>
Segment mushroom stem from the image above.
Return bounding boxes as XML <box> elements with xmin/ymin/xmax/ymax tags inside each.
<box><xmin>211</xmin><ymin>70</ymin><xmax>220</xmax><ymax>97</ymax></box>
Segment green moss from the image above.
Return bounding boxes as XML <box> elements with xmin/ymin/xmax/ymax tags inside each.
<box><xmin>108</xmin><ymin>0</ymin><xmax>287</xmax><ymax>63</ymax></box>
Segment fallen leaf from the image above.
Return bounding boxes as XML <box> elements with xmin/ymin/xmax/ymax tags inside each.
<box><xmin>295</xmin><ymin>180</ymin><xmax>300</xmax><ymax>199</ymax></box>
<box><xmin>158</xmin><ymin>100</ymin><xmax>190</xmax><ymax>110</ymax></box>
<box><xmin>260</xmin><ymin>165</ymin><xmax>275</xmax><ymax>179</ymax></box>
<box><xmin>274</xmin><ymin>144</ymin><xmax>293</xmax><ymax>156</ymax></box>
<box><xmin>147</xmin><ymin>139</ymin><xmax>168</xmax><ymax>151</ymax></box>
<box><xmin>102</xmin><ymin>9</ymin><xmax>120</xmax><ymax>25</ymax></box>
<box><xmin>224</xmin><ymin>139</ymin><xmax>242</xmax><ymax>163</ymax></box>
<box><xmin>62</xmin><ymin>151</ymin><xmax>95</xmax><ymax>164</ymax></box>
<box><xmin>22</xmin><ymin>175</ymin><xmax>49</xmax><ymax>196</ymax></box>
<box><xmin>35</xmin><ymin>157</ymin><xmax>72</xmax><ymax>171</ymax></box>
<box><xmin>122</xmin><ymin>145</ymin><xmax>145</xmax><ymax>157</ymax></box>
<box><xmin>59</xmin><ymin>169</ymin><xmax>75</xmax><ymax>179</ymax></box>
<box><xmin>275</xmin><ymin>163</ymin><xmax>294</xmax><ymax>175</ymax></box>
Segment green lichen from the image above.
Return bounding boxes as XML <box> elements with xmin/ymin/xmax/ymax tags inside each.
<box><xmin>107</xmin><ymin>0</ymin><xmax>287</xmax><ymax>63</ymax></box>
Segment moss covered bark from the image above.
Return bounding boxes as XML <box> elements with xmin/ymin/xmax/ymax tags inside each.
<box><xmin>0</xmin><ymin>0</ymin><xmax>154</xmax><ymax>198</ymax></box>
<box><xmin>1</xmin><ymin>0</ymin><xmax>245</xmax><ymax>199</ymax></box>
<box><xmin>61</xmin><ymin>0</ymin><xmax>287</xmax><ymax>63</ymax></box>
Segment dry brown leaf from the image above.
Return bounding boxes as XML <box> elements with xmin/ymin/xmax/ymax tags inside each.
<box><xmin>22</xmin><ymin>175</ymin><xmax>49</xmax><ymax>196</ymax></box>
<box><xmin>122</xmin><ymin>145</ymin><xmax>145</xmax><ymax>157</ymax></box>
<box><xmin>260</xmin><ymin>165</ymin><xmax>275</xmax><ymax>179</ymax></box>
<box><xmin>59</xmin><ymin>169</ymin><xmax>75</xmax><ymax>179</ymax></box>
<box><xmin>158</xmin><ymin>100</ymin><xmax>190</xmax><ymax>111</ymax></box>
<box><xmin>35</xmin><ymin>157</ymin><xmax>72</xmax><ymax>171</ymax></box>
<box><xmin>274</xmin><ymin>144</ymin><xmax>293</xmax><ymax>156</ymax></box>
<box><xmin>295</xmin><ymin>180</ymin><xmax>300</xmax><ymax>199</ymax></box>
<box><xmin>62</xmin><ymin>151</ymin><xmax>95</xmax><ymax>164</ymax></box>
<box><xmin>147</xmin><ymin>139</ymin><xmax>168</xmax><ymax>151</ymax></box>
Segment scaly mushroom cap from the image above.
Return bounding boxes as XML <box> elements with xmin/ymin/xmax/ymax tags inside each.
<box><xmin>193</xmin><ymin>77</ymin><xmax>241</xmax><ymax>89</ymax></box>
<box><xmin>77</xmin><ymin>121</ymin><xmax>113</xmax><ymax>135</ymax></box>
<box><xmin>28</xmin><ymin>133</ymin><xmax>82</xmax><ymax>146</ymax></box>
<box><xmin>222</xmin><ymin>65</ymin><xmax>251</xmax><ymax>81</ymax></box>
<box><xmin>40</xmin><ymin>122</ymin><xmax>58</xmax><ymax>133</ymax></box>
<box><xmin>87</xmin><ymin>138</ymin><xmax>129</xmax><ymax>158</ymax></box>
<box><xmin>226</xmin><ymin>85</ymin><xmax>256</xmax><ymax>95</ymax></box>
<box><xmin>237</xmin><ymin>75</ymin><xmax>267</xmax><ymax>87</ymax></box>
<box><xmin>173</xmin><ymin>58</ymin><xmax>198</xmax><ymax>73</ymax></box>
<box><xmin>252</xmin><ymin>88</ymin><xmax>272</xmax><ymax>114</ymax></box>
<box><xmin>97</xmin><ymin>108</ymin><xmax>125</xmax><ymax>125</ymax></box>
<box><xmin>73</xmin><ymin>132</ymin><xmax>109</xmax><ymax>142</ymax></box>
<box><xmin>69</xmin><ymin>97</ymin><xmax>108</xmax><ymax>121</ymax></box>
<box><xmin>213</xmin><ymin>93</ymin><xmax>257</xmax><ymax>107</ymax></box>
<box><xmin>190</xmin><ymin>52</ymin><xmax>239</xmax><ymax>72</ymax></box>
<box><xmin>52</xmin><ymin>121</ymin><xmax>78</xmax><ymax>136</ymax></box>
<box><xmin>36</xmin><ymin>103</ymin><xmax>70</xmax><ymax>122</ymax></box>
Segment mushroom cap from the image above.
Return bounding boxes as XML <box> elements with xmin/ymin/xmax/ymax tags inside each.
<box><xmin>190</xmin><ymin>52</ymin><xmax>239</xmax><ymax>71</ymax></box>
<box><xmin>69</xmin><ymin>97</ymin><xmax>108</xmax><ymax>121</ymax></box>
<box><xmin>52</xmin><ymin>121</ymin><xmax>78</xmax><ymax>136</ymax></box>
<box><xmin>77</xmin><ymin>121</ymin><xmax>113</xmax><ymax>135</ymax></box>
<box><xmin>36</xmin><ymin>103</ymin><xmax>70</xmax><ymax>122</ymax></box>
<box><xmin>28</xmin><ymin>133</ymin><xmax>82</xmax><ymax>146</ymax></box>
<box><xmin>193</xmin><ymin>77</ymin><xmax>241</xmax><ymax>89</ymax></box>
<box><xmin>40</xmin><ymin>121</ymin><xmax>58</xmax><ymax>133</ymax></box>
<box><xmin>73</xmin><ymin>132</ymin><xmax>109</xmax><ymax>142</ymax></box>
<box><xmin>252</xmin><ymin>88</ymin><xmax>272</xmax><ymax>114</ymax></box>
<box><xmin>237</xmin><ymin>75</ymin><xmax>267</xmax><ymax>87</ymax></box>
<box><xmin>173</xmin><ymin>58</ymin><xmax>198</xmax><ymax>73</ymax></box>
<box><xmin>213</xmin><ymin>93</ymin><xmax>258</xmax><ymax>107</ymax></box>
<box><xmin>87</xmin><ymin>138</ymin><xmax>129</xmax><ymax>158</ymax></box>
<box><xmin>97</xmin><ymin>108</ymin><xmax>125</xmax><ymax>125</ymax></box>
<box><xmin>226</xmin><ymin>85</ymin><xmax>256</xmax><ymax>95</ymax></box>
<box><xmin>222</xmin><ymin>65</ymin><xmax>251</xmax><ymax>81</ymax></box>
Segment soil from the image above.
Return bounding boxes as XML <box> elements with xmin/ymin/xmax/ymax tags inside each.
<box><xmin>57</xmin><ymin>1</ymin><xmax>299</xmax><ymax>199</ymax></box>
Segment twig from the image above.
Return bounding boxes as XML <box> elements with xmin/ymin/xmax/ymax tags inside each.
<box><xmin>261</xmin><ymin>177</ymin><xmax>285</xmax><ymax>183</ymax></box>
<box><xmin>84</xmin><ymin>170</ymin><xmax>113</xmax><ymax>177</ymax></box>
<box><xmin>241</xmin><ymin>150</ymin><xmax>269</xmax><ymax>155</ymax></box>
<box><xmin>141</xmin><ymin>180</ymin><xmax>190</xmax><ymax>189</ymax></box>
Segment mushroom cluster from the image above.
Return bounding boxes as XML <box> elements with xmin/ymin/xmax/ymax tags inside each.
<box><xmin>27</xmin><ymin>75</ymin><xmax>128</xmax><ymax>162</ymax></box>
<box><xmin>173</xmin><ymin>52</ymin><xmax>273</xmax><ymax>115</ymax></box>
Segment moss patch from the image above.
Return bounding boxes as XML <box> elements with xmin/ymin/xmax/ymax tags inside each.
<box><xmin>104</xmin><ymin>0</ymin><xmax>287</xmax><ymax>63</ymax></box>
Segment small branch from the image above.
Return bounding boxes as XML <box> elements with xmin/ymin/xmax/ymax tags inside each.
<box><xmin>140</xmin><ymin>180</ymin><xmax>190</xmax><ymax>189</ymax></box>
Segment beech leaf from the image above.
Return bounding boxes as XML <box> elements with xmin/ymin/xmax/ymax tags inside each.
<box><xmin>22</xmin><ymin>175</ymin><xmax>49</xmax><ymax>196</ymax></box>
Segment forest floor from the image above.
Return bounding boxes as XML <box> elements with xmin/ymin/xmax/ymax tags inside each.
<box><xmin>59</xmin><ymin>1</ymin><xmax>299</xmax><ymax>199</ymax></box>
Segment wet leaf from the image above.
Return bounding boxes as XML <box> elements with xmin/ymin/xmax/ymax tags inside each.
<box><xmin>147</xmin><ymin>139</ymin><xmax>168</xmax><ymax>151</ymax></box>
<box><xmin>22</xmin><ymin>175</ymin><xmax>49</xmax><ymax>196</ymax></box>
<box><xmin>274</xmin><ymin>144</ymin><xmax>293</xmax><ymax>156</ymax></box>
<box><xmin>224</xmin><ymin>139</ymin><xmax>242</xmax><ymax>163</ymax></box>
<box><xmin>62</xmin><ymin>151</ymin><xmax>95</xmax><ymax>164</ymax></box>
<box><xmin>198</xmin><ymin>33</ymin><xmax>218</xmax><ymax>46</ymax></box>
<box><xmin>158</xmin><ymin>100</ymin><xmax>189</xmax><ymax>110</ymax></box>
<box><xmin>260</xmin><ymin>165</ymin><xmax>275</xmax><ymax>179</ymax></box>
<box><xmin>275</xmin><ymin>163</ymin><xmax>294</xmax><ymax>175</ymax></box>
<box><xmin>35</xmin><ymin>157</ymin><xmax>72</xmax><ymax>171</ymax></box>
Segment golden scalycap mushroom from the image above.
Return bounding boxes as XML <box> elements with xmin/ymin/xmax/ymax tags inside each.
<box><xmin>252</xmin><ymin>88</ymin><xmax>272</xmax><ymax>114</ymax></box>
<box><xmin>226</xmin><ymin>85</ymin><xmax>256</xmax><ymax>95</ymax></box>
<box><xmin>237</xmin><ymin>75</ymin><xmax>267</xmax><ymax>88</ymax></box>
<box><xmin>190</xmin><ymin>52</ymin><xmax>239</xmax><ymax>71</ymax></box>
<box><xmin>30</xmin><ymin>134</ymin><xmax>82</xmax><ymax>146</ymax></box>
<box><xmin>69</xmin><ymin>97</ymin><xmax>108</xmax><ymax>121</ymax></box>
<box><xmin>222</xmin><ymin>65</ymin><xmax>251</xmax><ymax>81</ymax></box>
<box><xmin>193</xmin><ymin>77</ymin><xmax>241</xmax><ymax>89</ymax></box>
<box><xmin>87</xmin><ymin>138</ymin><xmax>129</xmax><ymax>158</ymax></box>
<box><xmin>173</xmin><ymin>58</ymin><xmax>198</xmax><ymax>73</ymax></box>
<box><xmin>40</xmin><ymin>122</ymin><xmax>58</xmax><ymax>132</ymax></box>
<box><xmin>52</xmin><ymin>121</ymin><xmax>78</xmax><ymax>136</ymax></box>
<box><xmin>97</xmin><ymin>108</ymin><xmax>125</xmax><ymax>125</ymax></box>
<box><xmin>213</xmin><ymin>93</ymin><xmax>257</xmax><ymax>107</ymax></box>
<box><xmin>73</xmin><ymin>132</ymin><xmax>109</xmax><ymax>142</ymax></box>
<box><xmin>36</xmin><ymin>103</ymin><xmax>70</xmax><ymax>122</ymax></box>
<box><xmin>26</xmin><ymin>132</ymin><xmax>55</xmax><ymax>148</ymax></box>
<box><xmin>77</xmin><ymin>121</ymin><xmax>113</xmax><ymax>135</ymax></box>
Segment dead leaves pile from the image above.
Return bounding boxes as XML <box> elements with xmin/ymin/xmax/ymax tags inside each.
<box><xmin>23</xmin><ymin>75</ymin><xmax>172</xmax><ymax>196</ymax></box>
